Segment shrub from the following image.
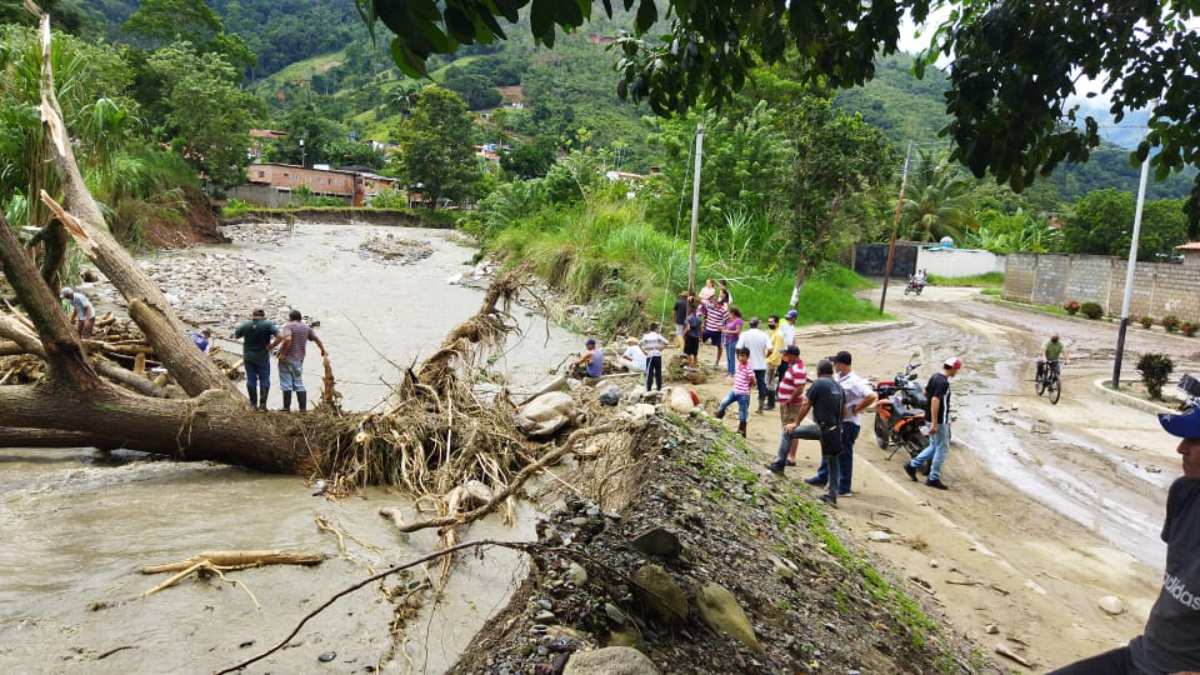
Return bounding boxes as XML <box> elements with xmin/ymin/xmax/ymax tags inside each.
<box><xmin>1140</xmin><ymin>315</ymin><xmax>1155</xmax><ymax>328</ymax></box>
<box><xmin>1080</xmin><ymin>302</ymin><xmax>1103</xmax><ymax>320</ymax></box>
<box><xmin>1182</xmin><ymin>322</ymin><xmax>1197</xmax><ymax>337</ymax></box>
<box><xmin>1137</xmin><ymin>353</ymin><xmax>1175</xmax><ymax>400</ymax></box>
<box><xmin>1163</xmin><ymin>315</ymin><xmax>1181</xmax><ymax>332</ymax></box>
<box><xmin>1064</xmin><ymin>300</ymin><xmax>1081</xmax><ymax>315</ymax></box>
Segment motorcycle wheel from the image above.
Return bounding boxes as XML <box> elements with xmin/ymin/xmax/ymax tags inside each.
<box><xmin>904</xmin><ymin>434</ymin><xmax>925</xmax><ymax>458</ymax></box>
<box><xmin>1048</xmin><ymin>375</ymin><xmax>1061</xmax><ymax>404</ymax></box>
<box><xmin>874</xmin><ymin>413</ymin><xmax>890</xmax><ymax>449</ymax></box>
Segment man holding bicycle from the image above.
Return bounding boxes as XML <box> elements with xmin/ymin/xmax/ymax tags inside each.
<box><xmin>1036</xmin><ymin>332</ymin><xmax>1070</xmax><ymax>383</ymax></box>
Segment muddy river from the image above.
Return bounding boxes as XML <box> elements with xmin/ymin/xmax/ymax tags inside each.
<box><xmin>0</xmin><ymin>224</ymin><xmax>580</xmax><ymax>674</ymax></box>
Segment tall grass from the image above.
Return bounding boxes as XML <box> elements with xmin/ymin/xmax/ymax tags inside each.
<box><xmin>485</xmin><ymin>197</ymin><xmax>887</xmax><ymax>334</ymax></box>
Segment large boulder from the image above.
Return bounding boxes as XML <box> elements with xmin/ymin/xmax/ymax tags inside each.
<box><xmin>695</xmin><ymin>582</ymin><xmax>764</xmax><ymax>655</ymax></box>
<box><xmin>632</xmin><ymin>564</ymin><xmax>688</xmax><ymax>623</ymax></box>
<box><xmin>516</xmin><ymin>391</ymin><xmax>576</xmax><ymax>437</ymax></box>
<box><xmin>564</xmin><ymin>646</ymin><xmax>660</xmax><ymax>675</ymax></box>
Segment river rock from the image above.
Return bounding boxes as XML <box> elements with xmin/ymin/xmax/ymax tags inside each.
<box><xmin>566</xmin><ymin>562</ymin><xmax>588</xmax><ymax>586</ymax></box>
<box><xmin>517</xmin><ymin>391</ymin><xmax>576</xmax><ymax>437</ymax></box>
<box><xmin>1098</xmin><ymin>595</ymin><xmax>1125</xmax><ymax>615</ymax></box>
<box><xmin>630</xmin><ymin>526</ymin><xmax>683</xmax><ymax>559</ymax></box>
<box><xmin>563</xmin><ymin>646</ymin><xmax>660</xmax><ymax>675</ymax></box>
<box><xmin>632</xmin><ymin>564</ymin><xmax>688</xmax><ymax>623</ymax></box>
<box><xmin>665</xmin><ymin>387</ymin><xmax>696</xmax><ymax>413</ymax></box>
<box><xmin>695</xmin><ymin>582</ymin><xmax>764</xmax><ymax>655</ymax></box>
<box><xmin>599</xmin><ymin>386</ymin><xmax>623</xmax><ymax>406</ymax></box>
<box><xmin>866</xmin><ymin>530</ymin><xmax>892</xmax><ymax>542</ymax></box>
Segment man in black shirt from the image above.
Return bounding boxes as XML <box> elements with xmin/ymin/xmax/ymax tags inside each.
<box><xmin>1048</xmin><ymin>407</ymin><xmax>1200</xmax><ymax>674</ymax></box>
<box><xmin>766</xmin><ymin>359</ymin><xmax>844</xmax><ymax>506</ymax></box>
<box><xmin>903</xmin><ymin>357</ymin><xmax>961</xmax><ymax>490</ymax></box>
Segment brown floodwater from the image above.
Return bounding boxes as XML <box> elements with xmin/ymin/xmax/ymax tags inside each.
<box><xmin>0</xmin><ymin>224</ymin><xmax>581</xmax><ymax>673</ymax></box>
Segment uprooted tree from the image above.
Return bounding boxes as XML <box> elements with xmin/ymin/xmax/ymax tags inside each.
<box><xmin>0</xmin><ymin>16</ymin><xmax>597</xmax><ymax>547</ymax></box>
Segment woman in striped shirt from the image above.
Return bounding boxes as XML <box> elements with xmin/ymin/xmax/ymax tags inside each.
<box><xmin>715</xmin><ymin>347</ymin><xmax>754</xmax><ymax>437</ymax></box>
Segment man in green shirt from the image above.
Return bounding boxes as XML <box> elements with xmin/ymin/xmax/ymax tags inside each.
<box><xmin>233</xmin><ymin>307</ymin><xmax>279</xmax><ymax>410</ymax></box>
<box><xmin>1036</xmin><ymin>332</ymin><xmax>1069</xmax><ymax>383</ymax></box>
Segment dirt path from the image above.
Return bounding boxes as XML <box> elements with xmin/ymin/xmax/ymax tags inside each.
<box><xmin>696</xmin><ymin>284</ymin><xmax>1200</xmax><ymax>672</ymax></box>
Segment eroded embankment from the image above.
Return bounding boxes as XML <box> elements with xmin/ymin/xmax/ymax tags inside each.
<box><xmin>449</xmin><ymin>409</ymin><xmax>999</xmax><ymax>674</ymax></box>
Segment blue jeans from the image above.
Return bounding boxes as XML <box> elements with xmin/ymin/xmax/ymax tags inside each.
<box><xmin>645</xmin><ymin>355</ymin><xmax>662</xmax><ymax>391</ymax></box>
<box><xmin>279</xmin><ymin>359</ymin><xmax>306</xmax><ymax>392</ymax></box>
<box><xmin>717</xmin><ymin>392</ymin><xmax>750</xmax><ymax>422</ymax></box>
<box><xmin>910</xmin><ymin>421</ymin><xmax>951</xmax><ymax>480</ymax></box>
<box><xmin>245</xmin><ymin>359</ymin><xmax>270</xmax><ymax>390</ymax></box>
<box><xmin>813</xmin><ymin>422</ymin><xmax>859</xmax><ymax>493</ymax></box>
<box><xmin>725</xmin><ymin>343</ymin><xmax>738</xmax><ymax>375</ymax></box>
<box><xmin>754</xmin><ymin>369</ymin><xmax>767</xmax><ymax>403</ymax></box>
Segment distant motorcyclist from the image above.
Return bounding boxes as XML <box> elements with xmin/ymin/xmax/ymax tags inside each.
<box><xmin>1036</xmin><ymin>333</ymin><xmax>1070</xmax><ymax>383</ymax></box>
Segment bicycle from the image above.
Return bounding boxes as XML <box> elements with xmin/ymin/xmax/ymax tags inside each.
<box><xmin>1035</xmin><ymin>359</ymin><xmax>1062</xmax><ymax>404</ymax></box>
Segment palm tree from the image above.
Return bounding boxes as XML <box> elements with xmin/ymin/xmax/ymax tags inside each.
<box><xmin>901</xmin><ymin>149</ymin><xmax>978</xmax><ymax>243</ymax></box>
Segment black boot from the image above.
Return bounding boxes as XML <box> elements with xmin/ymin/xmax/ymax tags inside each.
<box><xmin>282</xmin><ymin>391</ymin><xmax>292</xmax><ymax>411</ymax></box>
<box><xmin>764</xmin><ymin>390</ymin><xmax>776</xmax><ymax>410</ymax></box>
<box><xmin>247</xmin><ymin>385</ymin><xmax>257</xmax><ymax>409</ymax></box>
<box><xmin>258</xmin><ymin>387</ymin><xmax>269</xmax><ymax>410</ymax></box>
<box><xmin>738</xmin><ymin>421</ymin><xmax>747</xmax><ymax>438</ymax></box>
<box><xmin>297</xmin><ymin>392</ymin><xmax>307</xmax><ymax>412</ymax></box>
<box><xmin>715</xmin><ymin>408</ymin><xmax>725</xmax><ymax>420</ymax></box>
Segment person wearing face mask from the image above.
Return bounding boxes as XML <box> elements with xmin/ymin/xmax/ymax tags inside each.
<box><xmin>1036</xmin><ymin>332</ymin><xmax>1070</xmax><ymax>384</ymax></box>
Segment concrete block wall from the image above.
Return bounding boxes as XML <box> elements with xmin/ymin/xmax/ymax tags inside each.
<box><xmin>1003</xmin><ymin>252</ymin><xmax>1200</xmax><ymax>322</ymax></box>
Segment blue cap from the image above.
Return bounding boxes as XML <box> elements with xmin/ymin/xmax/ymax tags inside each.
<box><xmin>785</xmin><ymin>309</ymin><xmax>798</xmax><ymax>319</ymax></box>
<box><xmin>1160</xmin><ymin>407</ymin><xmax>1200</xmax><ymax>439</ymax></box>
<box><xmin>585</xmin><ymin>338</ymin><xmax>596</xmax><ymax>346</ymax></box>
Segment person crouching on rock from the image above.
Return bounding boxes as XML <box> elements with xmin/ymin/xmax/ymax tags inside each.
<box><xmin>715</xmin><ymin>347</ymin><xmax>753</xmax><ymax>437</ymax></box>
<box><xmin>571</xmin><ymin>338</ymin><xmax>604</xmax><ymax>383</ymax></box>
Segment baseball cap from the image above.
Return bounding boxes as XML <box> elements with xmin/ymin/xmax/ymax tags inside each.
<box><xmin>784</xmin><ymin>345</ymin><xmax>800</xmax><ymax>356</ymax></box>
<box><xmin>1160</xmin><ymin>408</ymin><xmax>1200</xmax><ymax>439</ymax></box>
<box><xmin>785</xmin><ymin>309</ymin><xmax>798</xmax><ymax>319</ymax></box>
<box><xmin>944</xmin><ymin>357</ymin><xmax>963</xmax><ymax>370</ymax></box>
<box><xmin>586</xmin><ymin>338</ymin><xmax>596</xmax><ymax>346</ymax></box>
<box><xmin>60</xmin><ymin>287</ymin><xmax>73</xmax><ymax>296</ymax></box>
<box><xmin>626</xmin><ymin>337</ymin><xmax>638</xmax><ymax>344</ymax></box>
<box><xmin>832</xmin><ymin>351</ymin><xmax>852</xmax><ymax>365</ymax></box>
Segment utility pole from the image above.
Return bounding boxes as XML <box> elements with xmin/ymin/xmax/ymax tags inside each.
<box><xmin>1112</xmin><ymin>151</ymin><xmax>1152</xmax><ymax>390</ymax></box>
<box><xmin>687</xmin><ymin>123</ymin><xmax>704</xmax><ymax>294</ymax></box>
<box><xmin>880</xmin><ymin>140</ymin><xmax>914</xmax><ymax>314</ymax></box>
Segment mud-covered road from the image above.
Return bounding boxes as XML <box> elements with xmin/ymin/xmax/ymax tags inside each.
<box><xmin>723</xmin><ymin>283</ymin><xmax>1200</xmax><ymax>672</ymax></box>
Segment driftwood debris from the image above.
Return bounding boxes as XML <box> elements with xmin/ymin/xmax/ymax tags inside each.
<box><xmin>140</xmin><ymin>550</ymin><xmax>326</xmax><ymax>575</ymax></box>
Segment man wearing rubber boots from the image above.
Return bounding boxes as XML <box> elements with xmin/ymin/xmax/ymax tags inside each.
<box><xmin>1047</xmin><ymin>406</ymin><xmax>1200</xmax><ymax>674</ymax></box>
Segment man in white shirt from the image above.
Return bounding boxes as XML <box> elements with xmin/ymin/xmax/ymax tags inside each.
<box><xmin>620</xmin><ymin>337</ymin><xmax>647</xmax><ymax>372</ymax></box>
<box><xmin>804</xmin><ymin>350</ymin><xmax>877</xmax><ymax>497</ymax></box>
<box><xmin>736</xmin><ymin>317</ymin><xmax>771</xmax><ymax>413</ymax></box>
<box><xmin>781</xmin><ymin>308</ymin><xmax>798</xmax><ymax>347</ymax></box>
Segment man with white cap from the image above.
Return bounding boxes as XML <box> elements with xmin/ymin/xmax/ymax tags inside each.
<box><xmin>1047</xmin><ymin>407</ymin><xmax>1200</xmax><ymax>674</ymax></box>
<box><xmin>60</xmin><ymin>287</ymin><xmax>95</xmax><ymax>338</ymax></box>
<box><xmin>781</xmin><ymin>308</ymin><xmax>798</xmax><ymax>347</ymax></box>
<box><xmin>903</xmin><ymin>357</ymin><xmax>962</xmax><ymax>490</ymax></box>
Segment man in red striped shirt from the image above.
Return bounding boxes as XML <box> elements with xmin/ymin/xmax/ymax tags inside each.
<box><xmin>776</xmin><ymin>345</ymin><xmax>808</xmax><ymax>465</ymax></box>
<box><xmin>701</xmin><ymin>299</ymin><xmax>728</xmax><ymax>368</ymax></box>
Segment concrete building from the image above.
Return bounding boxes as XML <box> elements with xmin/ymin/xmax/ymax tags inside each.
<box><xmin>230</xmin><ymin>163</ymin><xmax>399</xmax><ymax>207</ymax></box>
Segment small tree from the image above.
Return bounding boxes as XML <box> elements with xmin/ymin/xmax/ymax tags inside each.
<box><xmin>1163</xmin><ymin>315</ymin><xmax>1181</xmax><ymax>332</ymax></box>
<box><xmin>1181</xmin><ymin>322</ymin><xmax>1196</xmax><ymax>337</ymax></box>
<box><xmin>1137</xmin><ymin>353</ymin><xmax>1175</xmax><ymax>400</ymax></box>
<box><xmin>1064</xmin><ymin>300</ymin><xmax>1080</xmax><ymax>315</ymax></box>
<box><xmin>1140</xmin><ymin>315</ymin><xmax>1155</xmax><ymax>329</ymax></box>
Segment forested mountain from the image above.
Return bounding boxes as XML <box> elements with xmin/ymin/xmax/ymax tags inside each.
<box><xmin>835</xmin><ymin>54</ymin><xmax>1195</xmax><ymax>203</ymax></box>
<box><xmin>84</xmin><ymin>0</ymin><xmax>360</xmax><ymax>76</ymax></box>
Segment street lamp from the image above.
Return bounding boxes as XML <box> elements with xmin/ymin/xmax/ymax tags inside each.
<box><xmin>299</xmin><ymin>139</ymin><xmax>305</xmax><ymax>168</ymax></box>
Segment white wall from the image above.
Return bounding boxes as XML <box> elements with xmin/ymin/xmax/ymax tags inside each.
<box><xmin>916</xmin><ymin>247</ymin><xmax>1005</xmax><ymax>278</ymax></box>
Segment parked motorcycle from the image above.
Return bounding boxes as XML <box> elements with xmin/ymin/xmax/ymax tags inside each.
<box><xmin>873</xmin><ymin>354</ymin><xmax>930</xmax><ymax>471</ymax></box>
<box><xmin>904</xmin><ymin>275</ymin><xmax>926</xmax><ymax>296</ymax></box>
